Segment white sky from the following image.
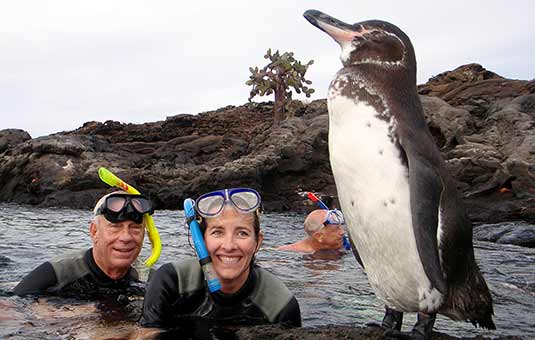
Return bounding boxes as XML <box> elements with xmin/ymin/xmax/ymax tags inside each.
<box><xmin>1</xmin><ymin>1</ymin><xmax>534</xmax><ymax>137</ymax></box>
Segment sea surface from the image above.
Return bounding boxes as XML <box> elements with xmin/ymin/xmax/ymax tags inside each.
<box><xmin>0</xmin><ymin>203</ymin><xmax>534</xmax><ymax>339</ymax></box>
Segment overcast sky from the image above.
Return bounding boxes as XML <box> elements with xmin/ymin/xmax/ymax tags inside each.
<box><xmin>1</xmin><ymin>1</ymin><xmax>534</xmax><ymax>138</ymax></box>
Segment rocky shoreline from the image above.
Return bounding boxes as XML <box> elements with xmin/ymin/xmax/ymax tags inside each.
<box><xmin>1</xmin><ymin>64</ymin><xmax>534</xmax><ymax>228</ymax></box>
<box><xmin>234</xmin><ymin>324</ymin><xmax>525</xmax><ymax>340</ymax></box>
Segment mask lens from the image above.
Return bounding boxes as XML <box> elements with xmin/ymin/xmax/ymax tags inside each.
<box><xmin>106</xmin><ymin>197</ymin><xmax>126</xmax><ymax>212</ymax></box>
<box><xmin>99</xmin><ymin>194</ymin><xmax>152</xmax><ymax>224</ymax></box>
<box><xmin>196</xmin><ymin>194</ymin><xmax>225</xmax><ymax>217</ymax></box>
<box><xmin>326</xmin><ymin>210</ymin><xmax>344</xmax><ymax>225</ymax></box>
<box><xmin>131</xmin><ymin>197</ymin><xmax>152</xmax><ymax>214</ymax></box>
<box><xmin>195</xmin><ymin>188</ymin><xmax>261</xmax><ymax>218</ymax></box>
<box><xmin>230</xmin><ymin>190</ymin><xmax>260</xmax><ymax>212</ymax></box>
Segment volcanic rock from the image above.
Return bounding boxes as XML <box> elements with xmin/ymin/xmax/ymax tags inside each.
<box><xmin>0</xmin><ymin>64</ymin><xmax>534</xmax><ymax>226</ymax></box>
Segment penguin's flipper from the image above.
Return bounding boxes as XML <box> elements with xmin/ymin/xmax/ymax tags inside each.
<box><xmin>348</xmin><ymin>234</ymin><xmax>365</xmax><ymax>269</ymax></box>
<box><xmin>404</xmin><ymin>148</ymin><xmax>447</xmax><ymax>294</ymax></box>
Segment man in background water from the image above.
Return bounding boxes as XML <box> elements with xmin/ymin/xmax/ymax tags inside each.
<box><xmin>276</xmin><ymin>209</ymin><xmax>345</xmax><ymax>253</ymax></box>
<box><xmin>13</xmin><ymin>191</ymin><xmax>153</xmax><ymax>299</ymax></box>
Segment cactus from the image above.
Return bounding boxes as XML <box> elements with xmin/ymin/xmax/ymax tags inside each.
<box><xmin>246</xmin><ymin>49</ymin><xmax>314</xmax><ymax>123</ymax></box>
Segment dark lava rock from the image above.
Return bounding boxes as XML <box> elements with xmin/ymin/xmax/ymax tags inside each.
<box><xmin>0</xmin><ymin>129</ymin><xmax>31</xmax><ymax>153</ymax></box>
<box><xmin>474</xmin><ymin>222</ymin><xmax>535</xmax><ymax>247</ymax></box>
<box><xmin>0</xmin><ymin>64</ymin><xmax>534</xmax><ymax>227</ymax></box>
<box><xmin>235</xmin><ymin>324</ymin><xmax>523</xmax><ymax>340</ymax></box>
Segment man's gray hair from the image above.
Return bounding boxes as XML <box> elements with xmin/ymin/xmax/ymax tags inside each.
<box><xmin>303</xmin><ymin>210</ymin><xmax>327</xmax><ymax>236</ymax></box>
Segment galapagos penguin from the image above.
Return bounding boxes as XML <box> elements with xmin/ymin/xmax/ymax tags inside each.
<box><xmin>303</xmin><ymin>9</ymin><xmax>495</xmax><ymax>340</ymax></box>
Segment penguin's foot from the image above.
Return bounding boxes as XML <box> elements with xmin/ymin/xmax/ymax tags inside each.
<box><xmin>382</xmin><ymin>307</ymin><xmax>403</xmax><ymax>331</ymax></box>
<box><xmin>366</xmin><ymin>306</ymin><xmax>403</xmax><ymax>330</ymax></box>
<box><xmin>384</xmin><ymin>312</ymin><xmax>436</xmax><ymax>340</ymax></box>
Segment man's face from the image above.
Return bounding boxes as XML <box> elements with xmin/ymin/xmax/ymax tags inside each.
<box><xmin>90</xmin><ymin>216</ymin><xmax>144</xmax><ymax>277</ymax></box>
<box><xmin>317</xmin><ymin>224</ymin><xmax>345</xmax><ymax>249</ymax></box>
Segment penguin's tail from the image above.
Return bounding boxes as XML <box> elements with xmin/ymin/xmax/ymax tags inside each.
<box><xmin>474</xmin><ymin>312</ymin><xmax>496</xmax><ymax>330</ymax></box>
<box><xmin>439</xmin><ymin>263</ymin><xmax>496</xmax><ymax>330</ymax></box>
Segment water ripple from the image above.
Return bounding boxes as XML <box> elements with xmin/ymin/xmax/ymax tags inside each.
<box><xmin>0</xmin><ymin>204</ymin><xmax>533</xmax><ymax>339</ymax></box>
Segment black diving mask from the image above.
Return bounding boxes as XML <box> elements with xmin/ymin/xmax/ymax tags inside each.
<box><xmin>96</xmin><ymin>193</ymin><xmax>154</xmax><ymax>224</ymax></box>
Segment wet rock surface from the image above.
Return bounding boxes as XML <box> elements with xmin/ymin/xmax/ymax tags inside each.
<box><xmin>418</xmin><ymin>64</ymin><xmax>535</xmax><ymax>225</ymax></box>
<box><xmin>474</xmin><ymin>221</ymin><xmax>535</xmax><ymax>247</ymax></box>
<box><xmin>235</xmin><ymin>324</ymin><xmax>525</xmax><ymax>340</ymax></box>
<box><xmin>0</xmin><ymin>64</ymin><xmax>534</xmax><ymax>227</ymax></box>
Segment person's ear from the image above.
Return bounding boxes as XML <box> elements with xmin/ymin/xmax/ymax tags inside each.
<box><xmin>90</xmin><ymin>218</ymin><xmax>99</xmax><ymax>243</ymax></box>
<box><xmin>313</xmin><ymin>231</ymin><xmax>324</xmax><ymax>243</ymax></box>
<box><xmin>255</xmin><ymin>231</ymin><xmax>264</xmax><ymax>252</ymax></box>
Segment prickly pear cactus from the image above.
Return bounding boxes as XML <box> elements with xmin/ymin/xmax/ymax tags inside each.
<box><xmin>246</xmin><ymin>49</ymin><xmax>314</xmax><ymax>123</ymax></box>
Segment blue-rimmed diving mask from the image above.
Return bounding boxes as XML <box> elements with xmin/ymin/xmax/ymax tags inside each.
<box><xmin>194</xmin><ymin>188</ymin><xmax>261</xmax><ymax>218</ymax></box>
<box><xmin>322</xmin><ymin>209</ymin><xmax>345</xmax><ymax>226</ymax></box>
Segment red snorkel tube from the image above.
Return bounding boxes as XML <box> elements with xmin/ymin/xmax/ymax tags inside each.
<box><xmin>306</xmin><ymin>192</ymin><xmax>330</xmax><ymax>210</ymax></box>
<box><xmin>303</xmin><ymin>191</ymin><xmax>351</xmax><ymax>250</ymax></box>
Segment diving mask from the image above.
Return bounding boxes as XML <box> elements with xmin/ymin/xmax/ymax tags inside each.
<box><xmin>195</xmin><ymin>188</ymin><xmax>261</xmax><ymax>218</ymax></box>
<box><xmin>323</xmin><ymin>209</ymin><xmax>345</xmax><ymax>226</ymax></box>
<box><xmin>95</xmin><ymin>193</ymin><xmax>154</xmax><ymax>224</ymax></box>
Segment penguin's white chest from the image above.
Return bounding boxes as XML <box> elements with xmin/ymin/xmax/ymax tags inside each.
<box><xmin>328</xmin><ymin>93</ymin><xmax>442</xmax><ymax>312</ymax></box>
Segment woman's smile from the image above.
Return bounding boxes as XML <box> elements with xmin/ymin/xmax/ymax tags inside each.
<box><xmin>217</xmin><ymin>255</ymin><xmax>242</xmax><ymax>264</ymax></box>
<box><xmin>204</xmin><ymin>205</ymin><xmax>263</xmax><ymax>294</ymax></box>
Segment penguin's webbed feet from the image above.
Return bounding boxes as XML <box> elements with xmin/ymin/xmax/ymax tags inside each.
<box><xmin>382</xmin><ymin>307</ymin><xmax>403</xmax><ymax>330</ymax></box>
<box><xmin>384</xmin><ymin>312</ymin><xmax>436</xmax><ymax>340</ymax></box>
<box><xmin>366</xmin><ymin>306</ymin><xmax>403</xmax><ymax>330</ymax></box>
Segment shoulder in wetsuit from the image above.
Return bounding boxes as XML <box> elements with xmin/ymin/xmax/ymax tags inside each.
<box><xmin>140</xmin><ymin>258</ymin><xmax>301</xmax><ymax>328</ymax></box>
<box><xmin>13</xmin><ymin>248</ymin><xmax>143</xmax><ymax>299</ymax></box>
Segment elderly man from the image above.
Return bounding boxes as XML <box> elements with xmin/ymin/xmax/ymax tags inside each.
<box><xmin>276</xmin><ymin>209</ymin><xmax>346</xmax><ymax>253</ymax></box>
<box><xmin>13</xmin><ymin>191</ymin><xmax>153</xmax><ymax>298</ymax></box>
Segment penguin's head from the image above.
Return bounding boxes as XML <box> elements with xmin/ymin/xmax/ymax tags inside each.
<box><xmin>304</xmin><ymin>10</ymin><xmax>415</xmax><ymax>72</ymax></box>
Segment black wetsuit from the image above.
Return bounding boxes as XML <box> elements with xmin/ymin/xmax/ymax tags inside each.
<box><xmin>13</xmin><ymin>248</ymin><xmax>144</xmax><ymax>300</ymax></box>
<box><xmin>140</xmin><ymin>258</ymin><xmax>301</xmax><ymax>329</ymax></box>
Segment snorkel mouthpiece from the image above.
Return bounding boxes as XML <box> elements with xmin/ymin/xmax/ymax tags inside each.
<box><xmin>184</xmin><ymin>198</ymin><xmax>222</xmax><ymax>293</ymax></box>
<box><xmin>98</xmin><ymin>167</ymin><xmax>162</xmax><ymax>267</ymax></box>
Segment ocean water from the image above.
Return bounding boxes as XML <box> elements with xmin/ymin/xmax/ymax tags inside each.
<box><xmin>0</xmin><ymin>203</ymin><xmax>533</xmax><ymax>339</ymax></box>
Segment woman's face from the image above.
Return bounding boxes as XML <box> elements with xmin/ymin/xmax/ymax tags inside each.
<box><xmin>204</xmin><ymin>205</ymin><xmax>263</xmax><ymax>294</ymax></box>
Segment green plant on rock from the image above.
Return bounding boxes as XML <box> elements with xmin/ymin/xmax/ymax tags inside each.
<box><xmin>246</xmin><ymin>49</ymin><xmax>314</xmax><ymax>124</ymax></box>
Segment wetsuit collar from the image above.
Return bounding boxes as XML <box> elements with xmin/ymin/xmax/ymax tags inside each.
<box><xmin>212</xmin><ymin>265</ymin><xmax>257</xmax><ymax>306</ymax></box>
<box><xmin>85</xmin><ymin>248</ymin><xmax>137</xmax><ymax>285</ymax></box>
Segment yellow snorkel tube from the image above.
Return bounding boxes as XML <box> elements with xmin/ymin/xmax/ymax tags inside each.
<box><xmin>98</xmin><ymin>167</ymin><xmax>162</xmax><ymax>267</ymax></box>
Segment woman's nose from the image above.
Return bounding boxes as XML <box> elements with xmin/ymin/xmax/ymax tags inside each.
<box><xmin>221</xmin><ymin>235</ymin><xmax>237</xmax><ymax>250</ymax></box>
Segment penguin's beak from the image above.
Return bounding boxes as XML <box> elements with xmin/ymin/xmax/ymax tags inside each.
<box><xmin>304</xmin><ymin>10</ymin><xmax>360</xmax><ymax>44</ymax></box>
